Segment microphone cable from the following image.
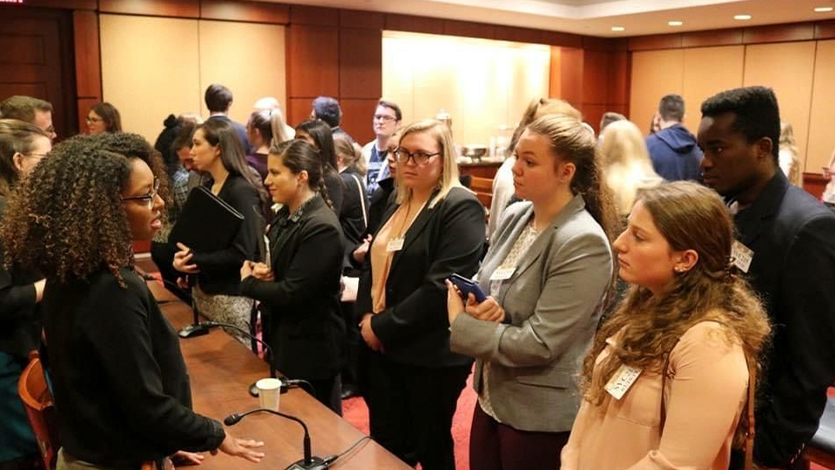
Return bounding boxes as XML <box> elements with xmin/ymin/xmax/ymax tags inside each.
<box><xmin>322</xmin><ymin>436</ymin><xmax>372</xmax><ymax>466</ymax></box>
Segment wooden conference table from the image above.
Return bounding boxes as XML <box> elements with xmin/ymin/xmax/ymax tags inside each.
<box><xmin>147</xmin><ymin>281</ymin><xmax>411</xmax><ymax>470</ymax></box>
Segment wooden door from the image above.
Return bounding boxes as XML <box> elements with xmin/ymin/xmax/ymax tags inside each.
<box><xmin>0</xmin><ymin>5</ymin><xmax>78</xmax><ymax>138</ymax></box>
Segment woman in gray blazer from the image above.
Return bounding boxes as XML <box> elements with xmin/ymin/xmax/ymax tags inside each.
<box><xmin>447</xmin><ymin>114</ymin><xmax>617</xmax><ymax>470</ymax></box>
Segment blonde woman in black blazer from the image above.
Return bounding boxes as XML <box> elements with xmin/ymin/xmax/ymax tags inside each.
<box><xmin>240</xmin><ymin>140</ymin><xmax>345</xmax><ymax>414</ymax></box>
<box><xmin>356</xmin><ymin>119</ymin><xmax>486</xmax><ymax>470</ymax></box>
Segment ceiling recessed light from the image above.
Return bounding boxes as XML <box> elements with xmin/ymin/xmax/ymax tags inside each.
<box><xmin>734</xmin><ymin>14</ymin><xmax>752</xmax><ymax>20</ymax></box>
<box><xmin>611</xmin><ymin>26</ymin><xmax>625</xmax><ymax>32</ymax></box>
<box><xmin>668</xmin><ymin>20</ymin><xmax>683</xmax><ymax>26</ymax></box>
<box><xmin>815</xmin><ymin>6</ymin><xmax>834</xmax><ymax>12</ymax></box>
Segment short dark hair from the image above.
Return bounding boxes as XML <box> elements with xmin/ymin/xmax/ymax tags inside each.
<box><xmin>378</xmin><ymin>99</ymin><xmax>402</xmax><ymax>121</ymax></box>
<box><xmin>0</xmin><ymin>95</ymin><xmax>53</xmax><ymax>123</ymax></box>
<box><xmin>658</xmin><ymin>94</ymin><xmax>685</xmax><ymax>122</ymax></box>
<box><xmin>312</xmin><ymin>96</ymin><xmax>341</xmax><ymax>128</ymax></box>
<box><xmin>701</xmin><ymin>86</ymin><xmax>780</xmax><ymax>163</ymax></box>
<box><xmin>205</xmin><ymin>84</ymin><xmax>233</xmax><ymax>113</ymax></box>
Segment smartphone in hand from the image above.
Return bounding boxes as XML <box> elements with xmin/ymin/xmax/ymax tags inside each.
<box><xmin>449</xmin><ymin>273</ymin><xmax>488</xmax><ymax>303</ymax></box>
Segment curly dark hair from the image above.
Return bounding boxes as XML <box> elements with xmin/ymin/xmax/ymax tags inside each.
<box><xmin>1</xmin><ymin>133</ymin><xmax>169</xmax><ymax>286</ymax></box>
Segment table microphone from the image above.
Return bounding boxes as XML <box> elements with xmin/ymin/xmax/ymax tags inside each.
<box><xmin>225</xmin><ymin>408</ymin><xmax>331</xmax><ymax>470</ymax></box>
<box><xmin>201</xmin><ymin>321</ymin><xmax>317</xmax><ymax>398</ymax></box>
<box><xmin>200</xmin><ymin>321</ymin><xmax>282</xmax><ymax>398</ymax></box>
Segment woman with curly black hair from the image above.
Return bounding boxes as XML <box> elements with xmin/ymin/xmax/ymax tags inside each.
<box><xmin>1</xmin><ymin>134</ymin><xmax>265</xmax><ymax>470</ymax></box>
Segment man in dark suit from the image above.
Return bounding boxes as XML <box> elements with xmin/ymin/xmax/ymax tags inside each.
<box><xmin>698</xmin><ymin>86</ymin><xmax>835</xmax><ymax>470</ymax></box>
<box><xmin>204</xmin><ymin>84</ymin><xmax>250</xmax><ymax>154</ymax></box>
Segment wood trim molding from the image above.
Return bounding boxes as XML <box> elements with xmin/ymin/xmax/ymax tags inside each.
<box><xmin>98</xmin><ymin>0</ymin><xmax>199</xmax><ymax>18</ymax></box>
<box><xmin>200</xmin><ymin>0</ymin><xmax>288</xmax><ymax>24</ymax></box>
<box><xmin>339</xmin><ymin>9</ymin><xmax>384</xmax><ymax>30</ymax></box>
<box><xmin>17</xmin><ymin>0</ymin><xmax>96</xmax><ymax>9</ymax></box>
<box><xmin>443</xmin><ymin>19</ymin><xmax>495</xmax><ymax>40</ymax></box>
<box><xmin>289</xmin><ymin>4</ymin><xmax>338</xmax><ymax>26</ymax></box>
<box><xmin>384</xmin><ymin>14</ymin><xmax>444</xmax><ymax>35</ymax></box>
<box><xmin>682</xmin><ymin>29</ymin><xmax>742</xmax><ymax>48</ymax></box>
<box><xmin>628</xmin><ymin>33</ymin><xmax>682</xmax><ymax>51</ymax></box>
<box><xmin>815</xmin><ymin>20</ymin><xmax>835</xmax><ymax>39</ymax></box>
<box><xmin>742</xmin><ymin>23</ymin><xmax>814</xmax><ymax>44</ymax></box>
<box><xmin>541</xmin><ymin>30</ymin><xmax>583</xmax><ymax>48</ymax></box>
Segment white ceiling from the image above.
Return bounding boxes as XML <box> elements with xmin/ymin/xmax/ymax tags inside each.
<box><xmin>255</xmin><ymin>0</ymin><xmax>835</xmax><ymax>37</ymax></box>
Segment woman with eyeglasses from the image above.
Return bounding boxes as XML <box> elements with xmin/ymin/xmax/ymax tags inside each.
<box><xmin>0</xmin><ymin>119</ymin><xmax>51</xmax><ymax>469</ymax></box>
<box><xmin>86</xmin><ymin>102</ymin><xmax>122</xmax><ymax>135</ymax></box>
<box><xmin>1</xmin><ymin>133</ymin><xmax>265</xmax><ymax>470</ymax></box>
<box><xmin>355</xmin><ymin>119</ymin><xmax>486</xmax><ymax>470</ymax></box>
<box><xmin>172</xmin><ymin>119</ymin><xmax>269</xmax><ymax>344</ymax></box>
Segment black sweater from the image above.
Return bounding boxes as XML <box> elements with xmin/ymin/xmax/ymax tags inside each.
<box><xmin>0</xmin><ymin>197</ymin><xmax>42</xmax><ymax>361</ymax></box>
<box><xmin>43</xmin><ymin>268</ymin><xmax>225</xmax><ymax>469</ymax></box>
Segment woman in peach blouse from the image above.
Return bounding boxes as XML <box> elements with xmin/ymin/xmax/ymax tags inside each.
<box><xmin>561</xmin><ymin>182</ymin><xmax>770</xmax><ymax>470</ymax></box>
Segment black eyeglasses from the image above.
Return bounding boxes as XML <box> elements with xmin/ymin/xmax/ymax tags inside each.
<box><xmin>373</xmin><ymin>114</ymin><xmax>396</xmax><ymax>122</ymax></box>
<box><xmin>394</xmin><ymin>148</ymin><xmax>441</xmax><ymax>166</ymax></box>
<box><xmin>121</xmin><ymin>178</ymin><xmax>160</xmax><ymax>209</ymax></box>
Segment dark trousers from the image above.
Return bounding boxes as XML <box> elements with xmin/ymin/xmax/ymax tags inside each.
<box><xmin>306</xmin><ymin>375</ymin><xmax>343</xmax><ymax>416</ymax></box>
<box><xmin>339</xmin><ymin>301</ymin><xmax>359</xmax><ymax>390</ymax></box>
<box><xmin>469</xmin><ymin>404</ymin><xmax>569</xmax><ymax>470</ymax></box>
<box><xmin>360</xmin><ymin>348</ymin><xmax>470</xmax><ymax>470</ymax></box>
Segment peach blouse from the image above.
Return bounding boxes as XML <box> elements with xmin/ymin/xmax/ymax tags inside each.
<box><xmin>561</xmin><ymin>321</ymin><xmax>749</xmax><ymax>470</ymax></box>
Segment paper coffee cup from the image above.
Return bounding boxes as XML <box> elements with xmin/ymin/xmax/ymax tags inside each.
<box><xmin>256</xmin><ymin>378</ymin><xmax>281</xmax><ymax>410</ymax></box>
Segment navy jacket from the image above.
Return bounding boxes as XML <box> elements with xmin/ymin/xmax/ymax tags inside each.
<box><xmin>646</xmin><ymin>123</ymin><xmax>702</xmax><ymax>181</ymax></box>
<box><xmin>733</xmin><ymin>171</ymin><xmax>835</xmax><ymax>468</ymax></box>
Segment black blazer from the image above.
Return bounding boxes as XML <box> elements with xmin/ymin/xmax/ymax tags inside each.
<box><xmin>732</xmin><ymin>171</ymin><xmax>835</xmax><ymax>468</ymax></box>
<box><xmin>190</xmin><ymin>174</ymin><xmax>262</xmax><ymax>296</ymax></box>
<box><xmin>43</xmin><ymin>268</ymin><xmax>225</xmax><ymax>469</ymax></box>
<box><xmin>323</xmin><ymin>171</ymin><xmax>345</xmax><ymax>218</ymax></box>
<box><xmin>240</xmin><ymin>195</ymin><xmax>345</xmax><ymax>381</ymax></box>
<box><xmin>356</xmin><ymin>186</ymin><xmax>486</xmax><ymax>368</ymax></box>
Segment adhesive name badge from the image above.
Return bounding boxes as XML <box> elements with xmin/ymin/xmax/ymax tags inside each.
<box><xmin>490</xmin><ymin>266</ymin><xmax>516</xmax><ymax>281</ymax></box>
<box><xmin>387</xmin><ymin>237</ymin><xmax>405</xmax><ymax>252</ymax></box>
<box><xmin>731</xmin><ymin>240</ymin><xmax>754</xmax><ymax>273</ymax></box>
<box><xmin>604</xmin><ymin>365</ymin><xmax>642</xmax><ymax>400</ymax></box>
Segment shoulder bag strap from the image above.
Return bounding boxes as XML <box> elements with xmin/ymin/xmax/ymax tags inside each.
<box><xmin>351</xmin><ymin>173</ymin><xmax>368</xmax><ymax>227</ymax></box>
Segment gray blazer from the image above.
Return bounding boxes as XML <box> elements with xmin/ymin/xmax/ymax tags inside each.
<box><xmin>449</xmin><ymin>195</ymin><xmax>613</xmax><ymax>433</ymax></box>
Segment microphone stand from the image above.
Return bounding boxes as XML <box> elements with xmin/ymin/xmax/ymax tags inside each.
<box><xmin>225</xmin><ymin>408</ymin><xmax>329</xmax><ymax>470</ymax></box>
<box><xmin>177</xmin><ymin>275</ymin><xmax>210</xmax><ymax>338</ymax></box>
<box><xmin>199</xmin><ymin>321</ymin><xmax>316</xmax><ymax>398</ymax></box>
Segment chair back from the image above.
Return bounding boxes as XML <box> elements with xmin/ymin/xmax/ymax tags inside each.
<box><xmin>18</xmin><ymin>352</ymin><xmax>60</xmax><ymax>470</ymax></box>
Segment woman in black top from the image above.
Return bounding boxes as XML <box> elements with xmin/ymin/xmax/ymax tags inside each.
<box><xmin>333</xmin><ymin>136</ymin><xmax>368</xmax><ymax>247</ymax></box>
<box><xmin>0</xmin><ymin>119</ymin><xmax>50</xmax><ymax>468</ymax></box>
<box><xmin>295</xmin><ymin>120</ymin><xmax>345</xmax><ymax>216</ymax></box>
<box><xmin>1</xmin><ymin>134</ymin><xmax>264</xmax><ymax>470</ymax></box>
<box><xmin>172</xmin><ymin>119</ymin><xmax>268</xmax><ymax>343</ymax></box>
<box><xmin>240</xmin><ymin>140</ymin><xmax>345</xmax><ymax>414</ymax></box>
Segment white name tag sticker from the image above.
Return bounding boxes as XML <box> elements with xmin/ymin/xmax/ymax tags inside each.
<box><xmin>604</xmin><ymin>365</ymin><xmax>642</xmax><ymax>400</ymax></box>
<box><xmin>731</xmin><ymin>240</ymin><xmax>754</xmax><ymax>273</ymax></box>
<box><xmin>490</xmin><ymin>267</ymin><xmax>516</xmax><ymax>281</ymax></box>
<box><xmin>387</xmin><ymin>237</ymin><xmax>404</xmax><ymax>252</ymax></box>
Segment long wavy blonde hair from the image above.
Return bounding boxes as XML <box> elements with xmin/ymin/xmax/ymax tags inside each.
<box><xmin>600</xmin><ymin>120</ymin><xmax>663</xmax><ymax>216</ymax></box>
<box><xmin>581</xmin><ymin>182</ymin><xmax>771</xmax><ymax>441</ymax></box>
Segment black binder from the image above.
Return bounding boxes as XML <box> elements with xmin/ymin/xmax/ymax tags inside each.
<box><xmin>168</xmin><ymin>186</ymin><xmax>244</xmax><ymax>252</ymax></box>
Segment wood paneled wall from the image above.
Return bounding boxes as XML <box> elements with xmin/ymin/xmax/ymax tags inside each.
<box><xmin>15</xmin><ymin>0</ymin><xmax>627</xmax><ymax>146</ymax></box>
<box><xmin>629</xmin><ymin>20</ymin><xmax>835</xmax><ymax>178</ymax></box>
